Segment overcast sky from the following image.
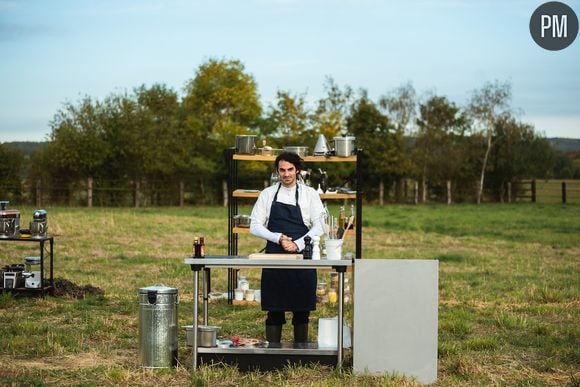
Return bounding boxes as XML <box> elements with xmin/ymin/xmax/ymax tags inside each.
<box><xmin>1</xmin><ymin>0</ymin><xmax>579</xmax><ymax>142</ymax></box>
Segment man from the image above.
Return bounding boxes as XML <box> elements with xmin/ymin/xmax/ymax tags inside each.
<box><xmin>250</xmin><ymin>151</ymin><xmax>325</xmax><ymax>344</ymax></box>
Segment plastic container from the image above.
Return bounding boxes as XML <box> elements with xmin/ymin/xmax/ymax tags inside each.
<box><xmin>325</xmin><ymin>239</ymin><xmax>343</xmax><ymax>260</ymax></box>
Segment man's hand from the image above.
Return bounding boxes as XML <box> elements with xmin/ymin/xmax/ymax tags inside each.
<box><xmin>280</xmin><ymin>235</ymin><xmax>298</xmax><ymax>253</ymax></box>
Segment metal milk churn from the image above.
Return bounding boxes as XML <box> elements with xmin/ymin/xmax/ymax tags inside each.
<box><xmin>139</xmin><ymin>285</ymin><xmax>178</xmax><ymax>368</ymax></box>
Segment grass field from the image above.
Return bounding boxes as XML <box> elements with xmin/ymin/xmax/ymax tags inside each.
<box><xmin>0</xmin><ymin>203</ymin><xmax>578</xmax><ymax>386</ymax></box>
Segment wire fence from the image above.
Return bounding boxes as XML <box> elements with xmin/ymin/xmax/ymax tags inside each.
<box><xmin>1</xmin><ymin>178</ymin><xmax>578</xmax><ymax>207</ymax></box>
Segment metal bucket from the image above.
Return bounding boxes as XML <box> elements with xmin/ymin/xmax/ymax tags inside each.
<box><xmin>139</xmin><ymin>285</ymin><xmax>178</xmax><ymax>368</ymax></box>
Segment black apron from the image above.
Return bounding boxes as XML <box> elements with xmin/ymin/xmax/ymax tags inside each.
<box><xmin>261</xmin><ymin>183</ymin><xmax>317</xmax><ymax>312</ymax></box>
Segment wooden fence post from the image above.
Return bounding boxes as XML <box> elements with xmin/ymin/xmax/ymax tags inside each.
<box><xmin>531</xmin><ymin>179</ymin><xmax>536</xmax><ymax>203</ymax></box>
<box><xmin>446</xmin><ymin>180</ymin><xmax>452</xmax><ymax>205</ymax></box>
<box><xmin>134</xmin><ymin>181</ymin><xmax>140</xmax><ymax>208</ymax></box>
<box><xmin>179</xmin><ymin>181</ymin><xmax>184</xmax><ymax>207</ymax></box>
<box><xmin>414</xmin><ymin>181</ymin><xmax>418</xmax><ymax>205</ymax></box>
<box><xmin>562</xmin><ymin>181</ymin><xmax>567</xmax><ymax>204</ymax></box>
<box><xmin>87</xmin><ymin>177</ymin><xmax>93</xmax><ymax>208</ymax></box>
<box><xmin>223</xmin><ymin>180</ymin><xmax>228</xmax><ymax>207</ymax></box>
<box><xmin>379</xmin><ymin>180</ymin><xmax>384</xmax><ymax>206</ymax></box>
<box><xmin>36</xmin><ymin>179</ymin><xmax>42</xmax><ymax>208</ymax></box>
<box><xmin>507</xmin><ymin>182</ymin><xmax>512</xmax><ymax>203</ymax></box>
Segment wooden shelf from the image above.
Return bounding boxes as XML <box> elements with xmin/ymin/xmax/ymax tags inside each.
<box><xmin>233</xmin><ymin>227</ymin><xmax>251</xmax><ymax>234</ymax></box>
<box><xmin>233</xmin><ymin>154</ymin><xmax>356</xmax><ymax>162</ymax></box>
<box><xmin>233</xmin><ymin>189</ymin><xmax>356</xmax><ymax>200</ymax></box>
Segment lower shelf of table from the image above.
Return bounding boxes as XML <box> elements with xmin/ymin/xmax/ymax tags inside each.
<box><xmin>197</xmin><ymin>343</ymin><xmax>338</xmax><ymax>355</ymax></box>
<box><xmin>196</xmin><ymin>343</ymin><xmax>339</xmax><ymax>371</ymax></box>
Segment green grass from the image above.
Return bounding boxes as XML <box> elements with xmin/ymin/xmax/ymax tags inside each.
<box><xmin>0</xmin><ymin>203</ymin><xmax>579</xmax><ymax>385</ymax></box>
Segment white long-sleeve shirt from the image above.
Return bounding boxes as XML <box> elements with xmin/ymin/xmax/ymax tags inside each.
<box><xmin>250</xmin><ymin>182</ymin><xmax>325</xmax><ymax>252</ymax></box>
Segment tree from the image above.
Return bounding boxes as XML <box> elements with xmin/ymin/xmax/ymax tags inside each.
<box><xmin>467</xmin><ymin>80</ymin><xmax>512</xmax><ymax>203</ymax></box>
<box><xmin>0</xmin><ymin>144</ymin><xmax>24</xmax><ymax>202</ymax></box>
<box><xmin>488</xmin><ymin>117</ymin><xmax>555</xmax><ymax>201</ymax></box>
<box><xmin>312</xmin><ymin>77</ymin><xmax>354</xmax><ymax>142</ymax></box>
<box><xmin>347</xmin><ymin>92</ymin><xmax>394</xmax><ymax>204</ymax></box>
<box><xmin>182</xmin><ymin>58</ymin><xmax>262</xmax><ymax>150</ymax></box>
<box><xmin>262</xmin><ymin>90</ymin><xmax>311</xmax><ymax>147</ymax></box>
<box><xmin>414</xmin><ymin>95</ymin><xmax>468</xmax><ymax>203</ymax></box>
<box><xmin>182</xmin><ymin>58</ymin><xmax>262</xmax><ymax>203</ymax></box>
<box><xmin>377</xmin><ymin>83</ymin><xmax>417</xmax><ymax>199</ymax></box>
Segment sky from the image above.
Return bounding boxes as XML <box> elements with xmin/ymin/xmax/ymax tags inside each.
<box><xmin>1</xmin><ymin>0</ymin><xmax>579</xmax><ymax>142</ymax></box>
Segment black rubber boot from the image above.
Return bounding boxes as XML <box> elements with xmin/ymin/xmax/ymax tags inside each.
<box><xmin>293</xmin><ymin>323</ymin><xmax>309</xmax><ymax>344</ymax></box>
<box><xmin>266</xmin><ymin>324</ymin><xmax>282</xmax><ymax>344</ymax></box>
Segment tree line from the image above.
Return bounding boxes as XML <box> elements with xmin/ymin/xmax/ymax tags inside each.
<box><xmin>1</xmin><ymin>58</ymin><xmax>574</xmax><ymax>206</ymax></box>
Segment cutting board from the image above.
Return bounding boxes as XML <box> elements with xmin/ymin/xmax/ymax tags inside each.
<box><xmin>248</xmin><ymin>253</ymin><xmax>303</xmax><ymax>260</ymax></box>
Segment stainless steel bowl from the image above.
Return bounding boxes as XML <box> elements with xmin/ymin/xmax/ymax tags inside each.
<box><xmin>283</xmin><ymin>146</ymin><xmax>308</xmax><ymax>157</ymax></box>
<box><xmin>234</xmin><ymin>214</ymin><xmax>251</xmax><ymax>228</ymax></box>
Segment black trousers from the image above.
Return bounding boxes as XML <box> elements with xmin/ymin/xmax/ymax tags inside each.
<box><xmin>266</xmin><ymin>311</ymin><xmax>310</xmax><ymax>325</ymax></box>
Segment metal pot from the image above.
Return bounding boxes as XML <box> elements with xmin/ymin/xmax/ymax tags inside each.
<box><xmin>283</xmin><ymin>146</ymin><xmax>308</xmax><ymax>157</ymax></box>
<box><xmin>236</xmin><ymin>135</ymin><xmax>257</xmax><ymax>154</ymax></box>
<box><xmin>197</xmin><ymin>325</ymin><xmax>219</xmax><ymax>347</ymax></box>
<box><xmin>334</xmin><ymin>136</ymin><xmax>356</xmax><ymax>157</ymax></box>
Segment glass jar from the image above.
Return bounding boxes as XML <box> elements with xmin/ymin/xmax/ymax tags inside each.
<box><xmin>328</xmin><ymin>288</ymin><xmax>338</xmax><ymax>304</ymax></box>
<box><xmin>238</xmin><ymin>275</ymin><xmax>249</xmax><ymax>291</ymax></box>
<box><xmin>330</xmin><ymin>272</ymin><xmax>338</xmax><ymax>289</ymax></box>
<box><xmin>316</xmin><ymin>282</ymin><xmax>327</xmax><ymax>303</ymax></box>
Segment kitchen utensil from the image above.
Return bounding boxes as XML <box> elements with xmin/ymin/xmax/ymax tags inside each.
<box><xmin>197</xmin><ymin>325</ymin><xmax>219</xmax><ymax>347</ymax></box>
<box><xmin>333</xmin><ymin>136</ymin><xmax>356</xmax><ymax>157</ymax></box>
<box><xmin>0</xmin><ymin>201</ymin><xmax>20</xmax><ymax>237</ymax></box>
<box><xmin>283</xmin><ymin>146</ymin><xmax>308</xmax><ymax>157</ymax></box>
<box><xmin>236</xmin><ymin>135</ymin><xmax>257</xmax><ymax>154</ymax></box>
<box><xmin>260</xmin><ymin>140</ymin><xmax>273</xmax><ymax>156</ymax></box>
<box><xmin>233</xmin><ymin>214</ymin><xmax>251</xmax><ymax>228</ymax></box>
<box><xmin>314</xmin><ymin>134</ymin><xmax>330</xmax><ymax>155</ymax></box>
<box><xmin>341</xmin><ymin>216</ymin><xmax>355</xmax><ymax>241</ymax></box>
<box><xmin>24</xmin><ymin>255</ymin><xmax>42</xmax><ymax>288</ymax></box>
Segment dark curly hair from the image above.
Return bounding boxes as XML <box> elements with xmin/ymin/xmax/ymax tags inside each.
<box><xmin>275</xmin><ymin>151</ymin><xmax>303</xmax><ymax>173</ymax></box>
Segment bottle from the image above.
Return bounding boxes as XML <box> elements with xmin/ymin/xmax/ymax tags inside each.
<box><xmin>339</xmin><ymin>206</ymin><xmax>346</xmax><ymax>229</ymax></box>
<box><xmin>199</xmin><ymin>236</ymin><xmax>206</xmax><ymax>257</ymax></box>
<box><xmin>193</xmin><ymin>237</ymin><xmax>201</xmax><ymax>258</ymax></box>
<box><xmin>349</xmin><ymin>204</ymin><xmax>355</xmax><ymax>229</ymax></box>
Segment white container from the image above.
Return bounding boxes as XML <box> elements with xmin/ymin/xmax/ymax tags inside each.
<box><xmin>234</xmin><ymin>288</ymin><xmax>244</xmax><ymax>301</ymax></box>
<box><xmin>317</xmin><ymin>317</ymin><xmax>351</xmax><ymax>348</ymax></box>
<box><xmin>325</xmin><ymin>239</ymin><xmax>343</xmax><ymax>260</ymax></box>
<box><xmin>245</xmin><ymin>289</ymin><xmax>255</xmax><ymax>301</ymax></box>
<box><xmin>238</xmin><ymin>275</ymin><xmax>250</xmax><ymax>291</ymax></box>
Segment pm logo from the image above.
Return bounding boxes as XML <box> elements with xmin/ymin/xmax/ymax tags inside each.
<box><xmin>530</xmin><ymin>1</ymin><xmax>578</xmax><ymax>50</ymax></box>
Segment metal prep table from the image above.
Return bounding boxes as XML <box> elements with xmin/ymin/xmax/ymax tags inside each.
<box><xmin>184</xmin><ymin>256</ymin><xmax>353</xmax><ymax>370</ymax></box>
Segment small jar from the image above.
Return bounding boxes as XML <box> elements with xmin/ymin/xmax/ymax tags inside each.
<box><xmin>238</xmin><ymin>275</ymin><xmax>249</xmax><ymax>291</ymax></box>
<box><xmin>328</xmin><ymin>288</ymin><xmax>338</xmax><ymax>304</ymax></box>
<box><xmin>234</xmin><ymin>288</ymin><xmax>244</xmax><ymax>301</ymax></box>
<box><xmin>316</xmin><ymin>282</ymin><xmax>327</xmax><ymax>303</ymax></box>
<box><xmin>330</xmin><ymin>272</ymin><xmax>338</xmax><ymax>289</ymax></box>
<box><xmin>245</xmin><ymin>289</ymin><xmax>255</xmax><ymax>302</ymax></box>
